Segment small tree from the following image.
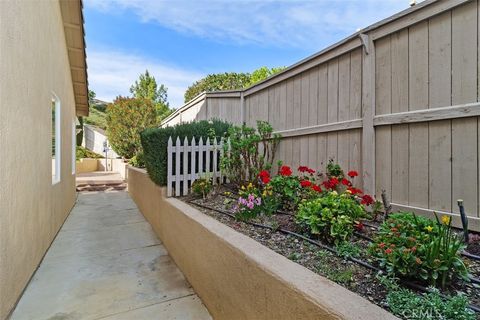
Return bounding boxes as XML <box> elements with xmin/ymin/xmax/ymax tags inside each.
<box><xmin>248</xmin><ymin>66</ymin><xmax>285</xmax><ymax>86</ymax></box>
<box><xmin>184</xmin><ymin>72</ymin><xmax>251</xmax><ymax>103</ymax></box>
<box><xmin>106</xmin><ymin>97</ymin><xmax>157</xmax><ymax>159</ymax></box>
<box><xmin>130</xmin><ymin>70</ymin><xmax>172</xmax><ymax>122</ymax></box>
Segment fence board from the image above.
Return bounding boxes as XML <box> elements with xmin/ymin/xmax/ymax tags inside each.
<box><xmin>175</xmin><ymin>137</ymin><xmax>181</xmax><ymax>197</ymax></box>
<box><xmin>452</xmin><ymin>2</ymin><xmax>478</xmax><ymax>216</ymax></box>
<box><xmin>428</xmin><ymin>11</ymin><xmax>452</xmax><ymax>212</ymax></box>
<box><xmin>375</xmin><ymin>36</ymin><xmax>392</xmax><ymax>198</ymax></box>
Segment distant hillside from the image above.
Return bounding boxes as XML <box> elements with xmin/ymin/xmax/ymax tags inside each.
<box><xmin>84</xmin><ymin>98</ymin><xmax>108</xmax><ymax>130</ymax></box>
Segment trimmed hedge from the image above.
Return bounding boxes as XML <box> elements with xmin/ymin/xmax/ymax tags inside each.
<box><xmin>141</xmin><ymin>120</ymin><xmax>231</xmax><ymax>186</ymax></box>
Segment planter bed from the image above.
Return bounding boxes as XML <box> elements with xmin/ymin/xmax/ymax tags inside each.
<box><xmin>182</xmin><ymin>187</ymin><xmax>480</xmax><ymax>319</ymax></box>
<box><xmin>127</xmin><ymin>167</ymin><xmax>398</xmax><ymax>320</ymax></box>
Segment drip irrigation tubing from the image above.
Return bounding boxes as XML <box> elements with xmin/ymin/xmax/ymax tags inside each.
<box><xmin>187</xmin><ymin>199</ymin><xmax>480</xmax><ymax>313</ymax></box>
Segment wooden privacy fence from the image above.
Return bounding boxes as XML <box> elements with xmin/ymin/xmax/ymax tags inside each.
<box><xmin>167</xmin><ymin>136</ymin><xmax>226</xmax><ymax>197</ymax></box>
<box><xmin>161</xmin><ymin>0</ymin><xmax>480</xmax><ymax>231</ymax></box>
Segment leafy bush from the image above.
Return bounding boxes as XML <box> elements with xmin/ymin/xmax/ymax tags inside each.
<box><xmin>76</xmin><ymin>146</ymin><xmax>103</xmax><ymax>160</ymax></box>
<box><xmin>380</xmin><ymin>277</ymin><xmax>475</xmax><ymax>320</ymax></box>
<box><xmin>106</xmin><ymin>97</ymin><xmax>157</xmax><ymax>159</ymax></box>
<box><xmin>220</xmin><ymin>121</ymin><xmax>280</xmax><ymax>184</ymax></box>
<box><xmin>370</xmin><ymin>212</ymin><xmax>468</xmax><ymax>287</ymax></box>
<box><xmin>191</xmin><ymin>173</ymin><xmax>213</xmax><ymax>199</ymax></box>
<box><xmin>296</xmin><ymin>191</ymin><xmax>368</xmax><ymax>244</ymax></box>
<box><xmin>140</xmin><ymin>120</ymin><xmax>231</xmax><ymax>186</ymax></box>
<box><xmin>128</xmin><ymin>151</ymin><xmax>145</xmax><ymax>168</ymax></box>
<box><xmin>269</xmin><ymin>164</ymin><xmax>322</xmax><ymax>211</ymax></box>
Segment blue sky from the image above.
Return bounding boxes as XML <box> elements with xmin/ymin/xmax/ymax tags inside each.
<box><xmin>84</xmin><ymin>0</ymin><xmax>410</xmax><ymax>108</ymax></box>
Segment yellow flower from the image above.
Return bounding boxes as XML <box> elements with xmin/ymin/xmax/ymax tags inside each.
<box><xmin>224</xmin><ymin>191</ymin><xmax>232</xmax><ymax>196</ymax></box>
<box><xmin>345</xmin><ymin>189</ymin><xmax>352</xmax><ymax>194</ymax></box>
<box><xmin>441</xmin><ymin>215</ymin><xmax>451</xmax><ymax>225</ymax></box>
<box><xmin>262</xmin><ymin>190</ymin><xmax>267</xmax><ymax>197</ymax></box>
<box><xmin>425</xmin><ymin>225</ymin><xmax>433</xmax><ymax>232</ymax></box>
<box><xmin>241</xmin><ymin>185</ymin><xmax>246</xmax><ymax>190</ymax></box>
<box><xmin>247</xmin><ymin>182</ymin><xmax>253</xmax><ymax>189</ymax></box>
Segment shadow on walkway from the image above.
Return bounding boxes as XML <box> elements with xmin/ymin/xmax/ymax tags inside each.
<box><xmin>10</xmin><ymin>190</ymin><xmax>211</xmax><ymax>320</ymax></box>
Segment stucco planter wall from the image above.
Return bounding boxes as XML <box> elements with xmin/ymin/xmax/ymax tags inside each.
<box><xmin>75</xmin><ymin>158</ymin><xmax>99</xmax><ymax>173</ymax></box>
<box><xmin>127</xmin><ymin>166</ymin><xmax>398</xmax><ymax>320</ymax></box>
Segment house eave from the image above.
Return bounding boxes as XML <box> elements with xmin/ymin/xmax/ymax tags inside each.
<box><xmin>59</xmin><ymin>0</ymin><xmax>89</xmax><ymax>116</ymax></box>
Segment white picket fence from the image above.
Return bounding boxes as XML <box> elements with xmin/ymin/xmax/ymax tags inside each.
<box><xmin>167</xmin><ymin>136</ymin><xmax>227</xmax><ymax>197</ymax></box>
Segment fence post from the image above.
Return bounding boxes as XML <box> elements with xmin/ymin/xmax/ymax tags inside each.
<box><xmin>167</xmin><ymin>136</ymin><xmax>173</xmax><ymax>197</ymax></box>
<box><xmin>360</xmin><ymin>33</ymin><xmax>376</xmax><ymax>196</ymax></box>
<box><xmin>205</xmin><ymin>137</ymin><xmax>211</xmax><ymax>181</ymax></box>
<box><xmin>198</xmin><ymin>137</ymin><xmax>204</xmax><ymax>177</ymax></box>
<box><xmin>212</xmin><ymin>137</ymin><xmax>218</xmax><ymax>185</ymax></box>
<box><xmin>175</xmin><ymin>137</ymin><xmax>181</xmax><ymax>196</ymax></box>
<box><xmin>183</xmin><ymin>136</ymin><xmax>189</xmax><ymax>195</ymax></box>
<box><xmin>191</xmin><ymin>136</ymin><xmax>196</xmax><ymax>182</ymax></box>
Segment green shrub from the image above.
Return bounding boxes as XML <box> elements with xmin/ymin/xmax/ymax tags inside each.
<box><xmin>140</xmin><ymin>119</ymin><xmax>231</xmax><ymax>186</ymax></box>
<box><xmin>76</xmin><ymin>146</ymin><xmax>103</xmax><ymax>160</ymax></box>
<box><xmin>296</xmin><ymin>191</ymin><xmax>368</xmax><ymax>244</ymax></box>
<box><xmin>370</xmin><ymin>212</ymin><xmax>468</xmax><ymax>287</ymax></box>
<box><xmin>106</xmin><ymin>97</ymin><xmax>157</xmax><ymax>159</ymax></box>
<box><xmin>220</xmin><ymin>121</ymin><xmax>280</xmax><ymax>184</ymax></box>
<box><xmin>191</xmin><ymin>173</ymin><xmax>213</xmax><ymax>199</ymax></box>
<box><xmin>128</xmin><ymin>151</ymin><xmax>145</xmax><ymax>168</ymax></box>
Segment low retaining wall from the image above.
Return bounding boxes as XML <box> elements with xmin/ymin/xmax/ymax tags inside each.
<box><xmin>75</xmin><ymin>158</ymin><xmax>99</xmax><ymax>173</ymax></box>
<box><xmin>127</xmin><ymin>167</ymin><xmax>398</xmax><ymax>320</ymax></box>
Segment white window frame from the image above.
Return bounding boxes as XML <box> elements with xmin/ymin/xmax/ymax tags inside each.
<box><xmin>72</xmin><ymin>117</ymin><xmax>77</xmax><ymax>175</ymax></box>
<box><xmin>52</xmin><ymin>94</ymin><xmax>61</xmax><ymax>184</ymax></box>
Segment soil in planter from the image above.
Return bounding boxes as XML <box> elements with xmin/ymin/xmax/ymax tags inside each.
<box><xmin>181</xmin><ymin>188</ymin><xmax>480</xmax><ymax>317</ymax></box>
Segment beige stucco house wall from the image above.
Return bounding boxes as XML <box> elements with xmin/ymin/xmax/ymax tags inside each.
<box><xmin>0</xmin><ymin>1</ymin><xmax>88</xmax><ymax>319</ymax></box>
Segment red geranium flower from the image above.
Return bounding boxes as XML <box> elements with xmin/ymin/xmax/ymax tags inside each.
<box><xmin>385</xmin><ymin>248</ymin><xmax>393</xmax><ymax>254</ymax></box>
<box><xmin>361</xmin><ymin>194</ymin><xmax>374</xmax><ymax>206</ymax></box>
<box><xmin>279</xmin><ymin>165</ymin><xmax>292</xmax><ymax>177</ymax></box>
<box><xmin>258</xmin><ymin>170</ymin><xmax>270</xmax><ymax>184</ymax></box>
<box><xmin>312</xmin><ymin>184</ymin><xmax>322</xmax><ymax>192</ymax></box>
<box><xmin>378</xmin><ymin>242</ymin><xmax>386</xmax><ymax>248</ymax></box>
<box><xmin>298</xmin><ymin>166</ymin><xmax>316</xmax><ymax>174</ymax></box>
<box><xmin>341</xmin><ymin>178</ymin><xmax>352</xmax><ymax>187</ymax></box>
<box><xmin>347</xmin><ymin>187</ymin><xmax>363</xmax><ymax>195</ymax></box>
<box><xmin>300</xmin><ymin>180</ymin><xmax>312</xmax><ymax>188</ymax></box>
<box><xmin>322</xmin><ymin>177</ymin><xmax>339</xmax><ymax>189</ymax></box>
<box><xmin>347</xmin><ymin>170</ymin><xmax>359</xmax><ymax>178</ymax></box>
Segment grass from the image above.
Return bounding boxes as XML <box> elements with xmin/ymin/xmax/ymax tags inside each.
<box><xmin>84</xmin><ymin>105</ymin><xmax>107</xmax><ymax>130</ymax></box>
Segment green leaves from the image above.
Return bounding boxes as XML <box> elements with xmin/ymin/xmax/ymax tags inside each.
<box><xmin>220</xmin><ymin>121</ymin><xmax>279</xmax><ymax>184</ymax></box>
<box><xmin>296</xmin><ymin>192</ymin><xmax>367</xmax><ymax>244</ymax></box>
<box><xmin>370</xmin><ymin>212</ymin><xmax>469</xmax><ymax>288</ymax></box>
<box><xmin>106</xmin><ymin>97</ymin><xmax>157</xmax><ymax>159</ymax></box>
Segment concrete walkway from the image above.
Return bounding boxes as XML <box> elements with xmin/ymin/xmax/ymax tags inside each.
<box><xmin>11</xmin><ymin>190</ymin><xmax>211</xmax><ymax>320</ymax></box>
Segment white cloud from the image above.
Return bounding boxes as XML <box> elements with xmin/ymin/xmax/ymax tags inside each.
<box><xmin>87</xmin><ymin>49</ymin><xmax>203</xmax><ymax>108</ymax></box>
<box><xmin>84</xmin><ymin>0</ymin><xmax>409</xmax><ymax>49</ymax></box>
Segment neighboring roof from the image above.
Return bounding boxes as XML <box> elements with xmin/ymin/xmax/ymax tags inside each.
<box><xmin>59</xmin><ymin>0</ymin><xmax>89</xmax><ymax>116</ymax></box>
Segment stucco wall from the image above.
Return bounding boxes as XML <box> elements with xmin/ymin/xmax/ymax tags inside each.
<box><xmin>127</xmin><ymin>167</ymin><xmax>398</xmax><ymax>320</ymax></box>
<box><xmin>0</xmin><ymin>1</ymin><xmax>77</xmax><ymax>318</ymax></box>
